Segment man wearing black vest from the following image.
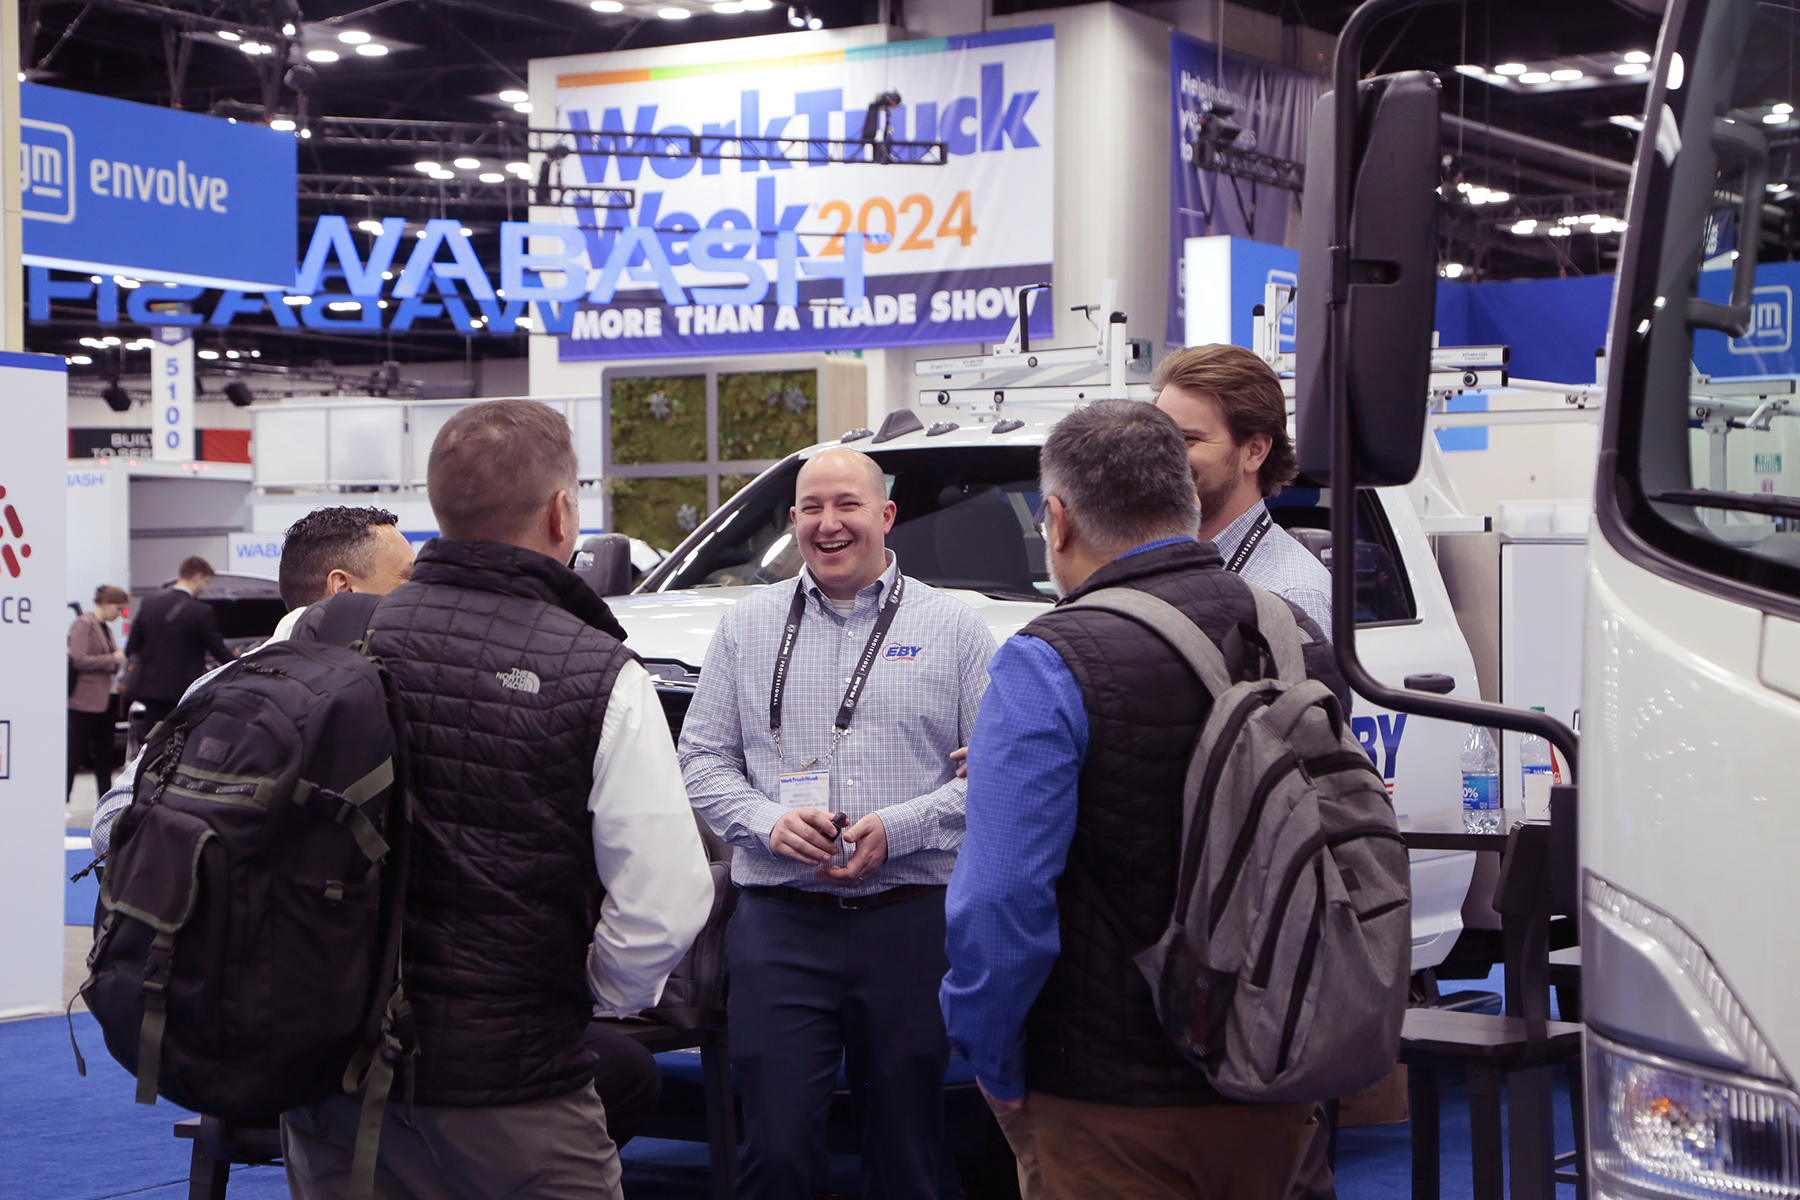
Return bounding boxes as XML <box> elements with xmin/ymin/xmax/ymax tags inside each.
<box><xmin>281</xmin><ymin>401</ymin><xmax>715</xmax><ymax>1200</ymax></box>
<box><xmin>941</xmin><ymin>401</ymin><xmax>1348</xmax><ymax>1200</ymax></box>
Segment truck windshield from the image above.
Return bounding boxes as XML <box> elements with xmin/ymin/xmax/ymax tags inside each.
<box><xmin>1612</xmin><ymin>0</ymin><xmax>1800</xmax><ymax>602</ymax></box>
<box><xmin>650</xmin><ymin>445</ymin><xmax>1055</xmax><ymax>600</ymax></box>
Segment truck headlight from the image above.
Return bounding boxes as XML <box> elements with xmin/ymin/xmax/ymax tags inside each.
<box><xmin>1590</xmin><ymin>1031</ymin><xmax>1800</xmax><ymax>1199</ymax></box>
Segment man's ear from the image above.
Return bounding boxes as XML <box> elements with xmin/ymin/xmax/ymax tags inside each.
<box><xmin>1049</xmin><ymin>496</ymin><xmax>1073</xmax><ymax>553</ymax></box>
<box><xmin>547</xmin><ymin>488</ymin><xmax>574</xmax><ymax>546</ymax></box>
<box><xmin>880</xmin><ymin>499</ymin><xmax>897</xmax><ymax>533</ymax></box>
<box><xmin>324</xmin><ymin>567</ymin><xmax>354</xmax><ymax>596</ymax></box>
<box><xmin>1242</xmin><ymin>432</ymin><xmax>1273</xmax><ymax>476</ymax></box>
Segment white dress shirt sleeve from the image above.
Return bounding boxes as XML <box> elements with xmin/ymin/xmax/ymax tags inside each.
<box><xmin>586</xmin><ymin>659</ymin><xmax>716</xmax><ymax>1019</ymax></box>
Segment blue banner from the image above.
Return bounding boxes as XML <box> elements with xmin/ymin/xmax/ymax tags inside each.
<box><xmin>1694</xmin><ymin>260</ymin><xmax>1800</xmax><ymax>377</ymax></box>
<box><xmin>1168</xmin><ymin>32</ymin><xmax>1323</xmax><ymax>348</ymax></box>
<box><xmin>20</xmin><ymin>83</ymin><xmax>296</xmax><ymax>291</ymax></box>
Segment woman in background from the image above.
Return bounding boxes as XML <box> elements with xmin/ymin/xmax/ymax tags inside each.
<box><xmin>69</xmin><ymin>585</ymin><xmax>129</xmax><ymax>801</ymax></box>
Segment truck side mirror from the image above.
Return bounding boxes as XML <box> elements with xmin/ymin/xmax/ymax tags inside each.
<box><xmin>572</xmin><ymin>534</ymin><xmax>635</xmax><ymax>598</ymax></box>
<box><xmin>1295</xmin><ymin>69</ymin><xmax>1442</xmax><ymax>487</ymax></box>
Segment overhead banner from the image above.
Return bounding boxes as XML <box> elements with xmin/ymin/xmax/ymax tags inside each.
<box><xmin>1168</xmin><ymin>32</ymin><xmax>1323</xmax><ymax>347</ymax></box>
<box><xmin>21</xmin><ymin>83</ymin><xmax>296</xmax><ymax>291</ymax></box>
<box><xmin>543</xmin><ymin>27</ymin><xmax>1055</xmax><ymax>360</ymax></box>
<box><xmin>0</xmin><ymin>352</ymin><xmax>69</xmax><ymax>1018</ymax></box>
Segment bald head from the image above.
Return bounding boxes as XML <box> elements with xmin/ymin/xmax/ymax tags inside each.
<box><xmin>791</xmin><ymin>447</ymin><xmax>895</xmax><ymax>600</ymax></box>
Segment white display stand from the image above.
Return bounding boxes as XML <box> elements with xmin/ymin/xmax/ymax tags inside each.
<box><xmin>0</xmin><ymin>352</ymin><xmax>70</xmax><ymax>1018</ymax></box>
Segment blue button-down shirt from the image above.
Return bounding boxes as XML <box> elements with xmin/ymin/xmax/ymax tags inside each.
<box><xmin>679</xmin><ymin>552</ymin><xmax>997</xmax><ymax>895</ymax></box>
<box><xmin>1215</xmin><ymin>500</ymin><xmax>1334</xmax><ymax>639</ymax></box>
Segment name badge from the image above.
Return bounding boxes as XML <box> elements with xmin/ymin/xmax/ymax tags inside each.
<box><xmin>779</xmin><ymin>768</ymin><xmax>830</xmax><ymax>810</ymax></box>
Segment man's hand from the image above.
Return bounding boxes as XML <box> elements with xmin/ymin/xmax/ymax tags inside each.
<box><xmin>978</xmin><ymin>1080</ymin><xmax>1023</xmax><ymax>1116</ymax></box>
<box><xmin>951</xmin><ymin>746</ymin><xmax>969</xmax><ymax>779</ymax></box>
<box><xmin>770</xmin><ymin>808</ymin><xmax>839</xmax><ymax>865</ymax></box>
<box><xmin>816</xmin><ymin>811</ymin><xmax>888</xmax><ymax>887</ymax></box>
<box><xmin>110</xmin><ymin>650</ymin><xmax>126</xmax><ymax>665</ymax></box>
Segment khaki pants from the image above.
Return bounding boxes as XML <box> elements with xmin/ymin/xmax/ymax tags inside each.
<box><xmin>281</xmin><ymin>1083</ymin><xmax>622</xmax><ymax>1200</ymax></box>
<box><xmin>997</xmin><ymin>1092</ymin><xmax>1316</xmax><ymax>1200</ymax></box>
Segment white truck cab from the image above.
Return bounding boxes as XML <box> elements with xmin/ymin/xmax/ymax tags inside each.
<box><xmin>611</xmin><ymin>411</ymin><xmax>1481</xmax><ymax>973</ymax></box>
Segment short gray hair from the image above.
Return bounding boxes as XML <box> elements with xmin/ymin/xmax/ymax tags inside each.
<box><xmin>1039</xmin><ymin>400</ymin><xmax>1200</xmax><ymax>553</ymax></box>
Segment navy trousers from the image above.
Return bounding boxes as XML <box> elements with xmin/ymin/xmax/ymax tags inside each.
<box><xmin>726</xmin><ymin>888</ymin><xmax>952</xmax><ymax>1200</ymax></box>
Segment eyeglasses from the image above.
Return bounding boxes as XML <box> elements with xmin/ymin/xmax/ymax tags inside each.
<box><xmin>1033</xmin><ymin>495</ymin><xmax>1061</xmax><ymax>539</ymax></box>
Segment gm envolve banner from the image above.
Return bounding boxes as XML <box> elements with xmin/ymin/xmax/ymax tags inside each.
<box><xmin>543</xmin><ymin>27</ymin><xmax>1054</xmax><ymax>360</ymax></box>
<box><xmin>1168</xmin><ymin>32</ymin><xmax>1322</xmax><ymax>347</ymax></box>
<box><xmin>0</xmin><ymin>352</ymin><xmax>69</xmax><ymax>1018</ymax></box>
<box><xmin>21</xmin><ymin>82</ymin><xmax>297</xmax><ymax>291</ymax></box>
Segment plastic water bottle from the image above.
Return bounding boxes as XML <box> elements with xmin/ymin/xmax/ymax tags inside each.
<box><xmin>1520</xmin><ymin>707</ymin><xmax>1560</xmax><ymax>820</ymax></box>
<box><xmin>1461</xmin><ymin>726</ymin><xmax>1500</xmax><ymax>833</ymax></box>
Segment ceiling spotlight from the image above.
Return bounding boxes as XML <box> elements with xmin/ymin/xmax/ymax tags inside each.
<box><xmin>1770</xmin><ymin>182</ymin><xmax>1792</xmax><ymax>193</ymax></box>
<box><xmin>241</xmin><ymin>41</ymin><xmax>273</xmax><ymax>55</ymax></box>
<box><xmin>113</xmin><ymin>277</ymin><xmax>140</xmax><ymax>288</ymax></box>
<box><xmin>1547</xmin><ymin>226</ymin><xmax>1571</xmax><ymax>237</ymax></box>
<box><xmin>1549</xmin><ymin>69</ymin><xmax>1584</xmax><ymax>82</ymax></box>
<box><xmin>459</xmin><ymin>227</ymin><xmax>473</xmax><ymax>236</ymax></box>
<box><xmin>339</xmin><ymin>30</ymin><xmax>371</xmax><ymax>43</ymax></box>
<box><xmin>429</xmin><ymin>168</ymin><xmax>455</xmax><ymax>180</ymax></box>
<box><xmin>80</xmin><ymin>337</ymin><xmax>105</xmax><ymax>348</ymax></box>
<box><xmin>807</xmin><ymin>14</ymin><xmax>821</xmax><ymax>27</ymax></box>
<box><xmin>1518</xmin><ymin>71</ymin><xmax>1551</xmax><ymax>84</ymax></box>
<box><xmin>513</xmin><ymin>101</ymin><xmax>533</xmax><ymax>113</ymax></box>
<box><xmin>68</xmin><ymin>355</ymin><xmax>92</xmax><ymax>365</ymax></box>
<box><xmin>454</xmin><ymin>157</ymin><xmax>481</xmax><ymax>169</ymax></box>
<box><xmin>479</xmin><ymin>172</ymin><xmax>505</xmax><ymax>183</ymax></box>
<box><xmin>715</xmin><ymin>2</ymin><xmax>745</xmax><ymax>11</ymax></box>
<box><xmin>743</xmin><ymin>0</ymin><xmax>773</xmax><ymax>8</ymax></box>
<box><xmin>102</xmin><ymin>335</ymin><xmax>122</xmax><ymax>345</ymax></box>
<box><xmin>1487</xmin><ymin>190</ymin><xmax>1509</xmax><ymax>203</ymax></box>
<box><xmin>357</xmin><ymin>219</ymin><xmax>386</xmax><ymax>233</ymax></box>
<box><xmin>592</xmin><ymin>0</ymin><xmax>625</xmax><ymax>9</ymax></box>
<box><xmin>307</xmin><ymin>49</ymin><xmax>339</xmax><ymax>62</ymax></box>
<box><xmin>414</xmin><ymin>161</ymin><xmax>439</xmax><ymax>172</ymax></box>
<box><xmin>1764</xmin><ymin>112</ymin><xmax>1789</xmax><ymax>125</ymax></box>
<box><xmin>1442</xmin><ymin>262</ymin><xmax>1465</xmax><ymax>279</ymax></box>
<box><xmin>1609</xmin><ymin>113</ymin><xmax>1646</xmax><ymax>131</ymax></box>
<box><xmin>197</xmin><ymin>349</ymin><xmax>221</xmax><ymax>360</ymax></box>
<box><xmin>1623</xmin><ymin>50</ymin><xmax>1652</xmax><ymax>64</ymax></box>
<box><xmin>218</xmin><ymin>30</ymin><xmax>242</xmax><ymax>41</ymax></box>
<box><xmin>499</xmin><ymin>89</ymin><xmax>529</xmax><ymax>103</ymax></box>
<box><xmin>1511</xmin><ymin>219</ymin><xmax>1537</xmax><ymax>234</ymax></box>
<box><xmin>226</xmin><ymin>350</ymin><xmax>240</xmax><ymax>359</ymax></box>
<box><xmin>356</xmin><ymin>43</ymin><xmax>388</xmax><ymax>56</ymax></box>
<box><xmin>788</xmin><ymin>5</ymin><xmax>804</xmax><ymax>25</ymax></box>
<box><xmin>270</xmin><ymin>117</ymin><xmax>297</xmax><ymax>131</ymax></box>
<box><xmin>1777</xmin><ymin>103</ymin><xmax>1796</xmax><ymax>114</ymax></box>
<box><xmin>1613</xmin><ymin>63</ymin><xmax>1647</xmax><ymax>76</ymax></box>
<box><xmin>224</xmin><ymin>382</ymin><xmax>255</xmax><ymax>408</ymax></box>
<box><xmin>282</xmin><ymin>294</ymin><xmax>311</xmax><ymax>304</ymax></box>
<box><xmin>1493</xmin><ymin>62</ymin><xmax>1527</xmax><ymax>75</ymax></box>
<box><xmin>102</xmin><ymin>384</ymin><xmax>132</xmax><ymax>413</ymax></box>
<box><xmin>328</xmin><ymin>301</ymin><xmax>362</xmax><ymax>312</ymax></box>
<box><xmin>506</xmin><ymin>161</ymin><xmax>532</xmax><ymax>176</ymax></box>
<box><xmin>658</xmin><ymin>6</ymin><xmax>691</xmax><ymax>16</ymax></box>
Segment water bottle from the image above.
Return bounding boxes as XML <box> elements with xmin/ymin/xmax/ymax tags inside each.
<box><xmin>1519</xmin><ymin>707</ymin><xmax>1560</xmax><ymax>820</ymax></box>
<box><xmin>1461</xmin><ymin>726</ymin><xmax>1500</xmax><ymax>833</ymax></box>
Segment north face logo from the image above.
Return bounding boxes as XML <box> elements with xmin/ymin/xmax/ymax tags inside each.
<box><xmin>0</xmin><ymin>485</ymin><xmax>31</xmax><ymax>579</ymax></box>
<box><xmin>495</xmin><ymin>668</ymin><xmax>541</xmax><ymax>694</ymax></box>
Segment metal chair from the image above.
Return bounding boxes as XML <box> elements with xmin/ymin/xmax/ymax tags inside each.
<box><xmin>172</xmin><ymin>1116</ymin><xmax>280</xmax><ymax>1200</ymax></box>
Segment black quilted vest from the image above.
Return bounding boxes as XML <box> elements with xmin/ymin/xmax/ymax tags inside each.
<box><xmin>368</xmin><ymin>538</ymin><xmax>634</xmax><ymax>1107</ymax></box>
<box><xmin>1020</xmin><ymin>539</ymin><xmax>1348</xmax><ymax>1107</ymax></box>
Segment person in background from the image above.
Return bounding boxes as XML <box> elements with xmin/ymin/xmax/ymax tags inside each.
<box><xmin>281</xmin><ymin>401</ymin><xmax>713</xmax><ymax>1200</ymax></box>
<box><xmin>680</xmin><ymin>447</ymin><xmax>996</xmax><ymax>1200</ymax></box>
<box><xmin>123</xmin><ymin>555</ymin><xmax>233</xmax><ymax>743</ymax></box>
<box><xmin>68</xmin><ymin>585</ymin><xmax>129</xmax><ymax>801</ymax></box>
<box><xmin>1155</xmin><ymin>344</ymin><xmax>1334</xmax><ymax>639</ymax></box>
<box><xmin>941</xmin><ymin>400</ymin><xmax>1347</xmax><ymax>1200</ymax></box>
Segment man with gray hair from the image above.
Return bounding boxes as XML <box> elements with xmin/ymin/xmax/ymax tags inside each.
<box><xmin>941</xmin><ymin>400</ymin><xmax>1347</xmax><ymax>1200</ymax></box>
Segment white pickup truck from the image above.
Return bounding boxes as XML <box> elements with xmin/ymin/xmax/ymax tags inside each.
<box><xmin>609</xmin><ymin>410</ymin><xmax>1482</xmax><ymax>975</ymax></box>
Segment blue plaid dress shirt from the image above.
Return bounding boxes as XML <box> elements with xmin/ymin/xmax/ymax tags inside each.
<box><xmin>679</xmin><ymin>552</ymin><xmax>997</xmax><ymax>896</ymax></box>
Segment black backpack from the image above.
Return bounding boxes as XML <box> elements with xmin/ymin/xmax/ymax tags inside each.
<box><xmin>77</xmin><ymin>592</ymin><xmax>412</xmax><ymax>1194</ymax></box>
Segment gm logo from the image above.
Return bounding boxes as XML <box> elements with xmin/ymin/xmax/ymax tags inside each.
<box><xmin>19</xmin><ymin>119</ymin><xmax>75</xmax><ymax>224</ymax></box>
<box><xmin>884</xmin><ymin>644</ymin><xmax>922</xmax><ymax>661</ymax></box>
<box><xmin>1729</xmin><ymin>285</ymin><xmax>1791</xmax><ymax>355</ymax></box>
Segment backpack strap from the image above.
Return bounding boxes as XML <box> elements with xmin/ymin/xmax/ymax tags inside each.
<box><xmin>306</xmin><ymin>592</ymin><xmax>385</xmax><ymax>651</ymax></box>
<box><xmin>1065</xmin><ymin>588</ymin><xmax>1234</xmax><ymax>698</ymax></box>
<box><xmin>1246</xmin><ymin>587</ymin><xmax>1309</xmax><ymax>685</ymax></box>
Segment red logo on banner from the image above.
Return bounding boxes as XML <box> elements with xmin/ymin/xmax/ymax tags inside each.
<box><xmin>0</xmin><ymin>485</ymin><xmax>31</xmax><ymax>578</ymax></box>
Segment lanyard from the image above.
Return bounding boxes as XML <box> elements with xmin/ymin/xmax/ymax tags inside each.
<box><xmin>769</xmin><ymin>571</ymin><xmax>906</xmax><ymax>765</ymax></box>
<box><xmin>1224</xmin><ymin>512</ymin><xmax>1273</xmax><ymax>574</ymax></box>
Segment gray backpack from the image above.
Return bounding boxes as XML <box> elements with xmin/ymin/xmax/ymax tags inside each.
<box><xmin>1067</xmin><ymin>586</ymin><xmax>1411</xmax><ymax>1104</ymax></box>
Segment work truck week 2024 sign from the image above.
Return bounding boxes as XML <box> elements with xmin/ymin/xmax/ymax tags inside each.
<box><xmin>544</xmin><ymin>27</ymin><xmax>1055</xmax><ymax>360</ymax></box>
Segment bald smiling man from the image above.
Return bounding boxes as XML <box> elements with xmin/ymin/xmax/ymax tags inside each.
<box><xmin>680</xmin><ymin>447</ymin><xmax>998</xmax><ymax>1200</ymax></box>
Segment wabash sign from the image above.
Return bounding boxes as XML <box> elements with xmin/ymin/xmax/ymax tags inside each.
<box><xmin>0</xmin><ymin>486</ymin><xmax>30</xmax><ymax>579</ymax></box>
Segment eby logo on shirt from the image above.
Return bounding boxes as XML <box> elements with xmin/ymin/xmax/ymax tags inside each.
<box><xmin>884</xmin><ymin>644</ymin><xmax>923</xmax><ymax>661</ymax></box>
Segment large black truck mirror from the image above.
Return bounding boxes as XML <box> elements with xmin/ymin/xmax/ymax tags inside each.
<box><xmin>1295</xmin><ymin>69</ymin><xmax>1442</xmax><ymax>487</ymax></box>
<box><xmin>572</xmin><ymin>534</ymin><xmax>635</xmax><ymax>598</ymax></box>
